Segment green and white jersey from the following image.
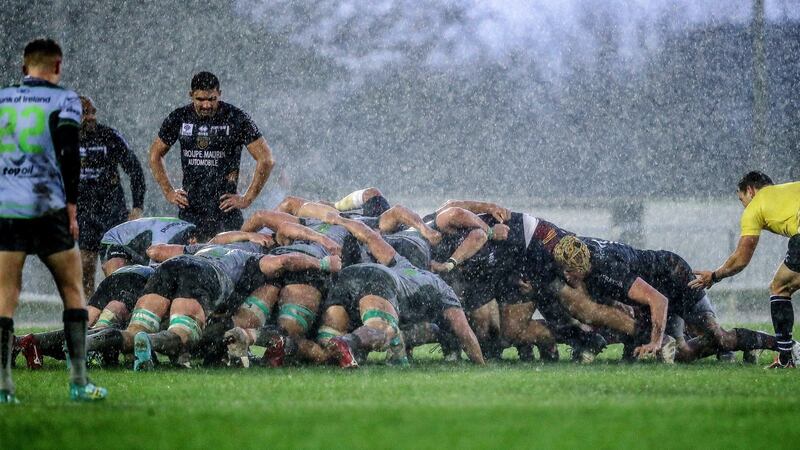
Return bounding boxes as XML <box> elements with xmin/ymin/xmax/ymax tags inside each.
<box><xmin>101</xmin><ymin>217</ymin><xmax>195</xmax><ymax>247</ymax></box>
<box><xmin>0</xmin><ymin>77</ymin><xmax>81</xmax><ymax>218</ymax></box>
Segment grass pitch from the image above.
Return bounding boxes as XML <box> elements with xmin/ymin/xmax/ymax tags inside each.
<box><xmin>2</xmin><ymin>326</ymin><xmax>800</xmax><ymax>450</ymax></box>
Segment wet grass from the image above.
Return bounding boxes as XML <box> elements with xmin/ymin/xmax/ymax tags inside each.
<box><xmin>2</xmin><ymin>329</ymin><xmax>799</xmax><ymax>449</ymax></box>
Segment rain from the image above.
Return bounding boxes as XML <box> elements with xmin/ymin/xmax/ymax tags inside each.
<box><xmin>3</xmin><ymin>0</ymin><xmax>799</xmax><ymax>323</ymax></box>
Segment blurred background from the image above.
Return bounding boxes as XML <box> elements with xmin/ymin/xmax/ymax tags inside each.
<box><xmin>3</xmin><ymin>0</ymin><xmax>798</xmax><ymax>321</ymax></box>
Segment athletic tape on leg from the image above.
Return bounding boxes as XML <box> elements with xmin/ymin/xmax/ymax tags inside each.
<box><xmin>361</xmin><ymin>309</ymin><xmax>399</xmax><ymax>334</ymax></box>
<box><xmin>316</xmin><ymin>325</ymin><xmax>343</xmax><ymax>344</ymax></box>
<box><xmin>168</xmin><ymin>315</ymin><xmax>202</xmax><ymax>344</ymax></box>
<box><xmin>95</xmin><ymin>309</ymin><xmax>120</xmax><ymax>329</ymax></box>
<box><xmin>244</xmin><ymin>296</ymin><xmax>271</xmax><ymax>325</ymax></box>
<box><xmin>130</xmin><ymin>308</ymin><xmax>161</xmax><ymax>333</ymax></box>
<box><xmin>279</xmin><ymin>304</ymin><xmax>316</xmax><ymax>334</ymax></box>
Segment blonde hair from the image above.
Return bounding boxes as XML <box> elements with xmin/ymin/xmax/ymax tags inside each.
<box><xmin>553</xmin><ymin>235</ymin><xmax>591</xmax><ymax>273</ymax></box>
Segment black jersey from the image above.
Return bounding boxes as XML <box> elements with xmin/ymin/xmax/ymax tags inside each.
<box><xmin>157</xmin><ymin>102</ymin><xmax>261</xmax><ymax>212</ymax></box>
<box><xmin>78</xmin><ymin>124</ymin><xmax>145</xmax><ymax>217</ymax></box>
<box><xmin>581</xmin><ymin>238</ymin><xmax>704</xmax><ymax>315</ymax></box>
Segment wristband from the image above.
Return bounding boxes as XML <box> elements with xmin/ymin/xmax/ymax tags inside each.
<box><xmin>486</xmin><ymin>227</ymin><xmax>495</xmax><ymax>240</ymax></box>
<box><xmin>320</xmin><ymin>256</ymin><xmax>331</xmax><ymax>272</ymax></box>
<box><xmin>442</xmin><ymin>261</ymin><xmax>455</xmax><ymax>272</ymax></box>
<box><xmin>447</xmin><ymin>257</ymin><xmax>460</xmax><ymax>267</ymax></box>
<box><xmin>710</xmin><ymin>271</ymin><xmax>718</xmax><ymax>283</ymax></box>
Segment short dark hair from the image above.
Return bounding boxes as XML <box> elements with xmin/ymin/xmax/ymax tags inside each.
<box><xmin>737</xmin><ymin>171</ymin><xmax>774</xmax><ymax>192</ymax></box>
<box><xmin>191</xmin><ymin>71</ymin><xmax>220</xmax><ymax>92</ymax></box>
<box><xmin>23</xmin><ymin>38</ymin><xmax>62</xmax><ymax>68</ymax></box>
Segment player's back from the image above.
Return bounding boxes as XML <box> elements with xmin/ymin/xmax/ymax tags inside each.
<box><xmin>0</xmin><ymin>78</ymin><xmax>81</xmax><ymax>218</ymax></box>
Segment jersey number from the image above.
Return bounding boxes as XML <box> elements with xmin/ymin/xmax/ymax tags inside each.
<box><xmin>0</xmin><ymin>106</ymin><xmax>46</xmax><ymax>154</ymax></box>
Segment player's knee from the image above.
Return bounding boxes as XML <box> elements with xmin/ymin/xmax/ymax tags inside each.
<box><xmin>129</xmin><ymin>308</ymin><xmax>162</xmax><ymax>334</ymax></box>
<box><xmin>278</xmin><ymin>303</ymin><xmax>316</xmax><ymax>337</ymax></box>
<box><xmin>168</xmin><ymin>314</ymin><xmax>203</xmax><ymax>346</ymax></box>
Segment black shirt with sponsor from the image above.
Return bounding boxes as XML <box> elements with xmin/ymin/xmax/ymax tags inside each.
<box><xmin>79</xmin><ymin>124</ymin><xmax>145</xmax><ymax>217</ymax></box>
<box><xmin>158</xmin><ymin>101</ymin><xmax>261</xmax><ymax>213</ymax></box>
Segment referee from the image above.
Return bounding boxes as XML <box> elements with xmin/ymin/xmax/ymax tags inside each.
<box><xmin>148</xmin><ymin>72</ymin><xmax>274</xmax><ymax>240</ymax></box>
<box><xmin>0</xmin><ymin>38</ymin><xmax>106</xmax><ymax>403</ymax></box>
<box><xmin>690</xmin><ymin>171</ymin><xmax>800</xmax><ymax>368</ymax></box>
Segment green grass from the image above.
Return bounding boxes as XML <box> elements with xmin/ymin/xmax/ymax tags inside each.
<box><xmin>2</xmin><ymin>327</ymin><xmax>800</xmax><ymax>449</ymax></box>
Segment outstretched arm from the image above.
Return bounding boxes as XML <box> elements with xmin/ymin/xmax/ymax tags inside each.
<box><xmin>689</xmin><ymin>235</ymin><xmax>759</xmax><ymax>289</ymax></box>
<box><xmin>209</xmin><ymin>231</ymin><xmax>274</xmax><ymax>248</ymax></box>
<box><xmin>325</xmin><ymin>213</ymin><xmax>396</xmax><ymax>265</ymax></box>
<box><xmin>626</xmin><ymin>277</ymin><xmax>668</xmax><ymax>358</ymax></box>
<box><xmin>378</xmin><ymin>205</ymin><xmax>441</xmax><ymax>244</ymax></box>
<box><xmin>241</xmin><ymin>210</ymin><xmax>299</xmax><ymax>232</ymax></box>
<box><xmin>258</xmin><ymin>253</ymin><xmax>341</xmax><ymax>278</ymax></box>
<box><xmin>146</xmin><ymin>244</ymin><xmax>185</xmax><ymax>262</ymax></box>
<box><xmin>431</xmin><ymin>228</ymin><xmax>488</xmax><ymax>273</ymax></box>
<box><xmin>295</xmin><ymin>202</ymin><xmax>341</xmax><ymax>221</ymax></box>
<box><xmin>435</xmin><ymin>200</ymin><xmax>510</xmax><ymax>223</ymax></box>
<box><xmin>275</xmin><ymin>222</ymin><xmax>342</xmax><ymax>255</ymax></box>
<box><xmin>443</xmin><ymin>307</ymin><xmax>486</xmax><ymax>365</ymax></box>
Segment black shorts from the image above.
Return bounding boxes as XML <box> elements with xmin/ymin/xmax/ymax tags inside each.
<box><xmin>78</xmin><ymin>210</ymin><xmax>127</xmax><ymax>252</ymax></box>
<box><xmin>784</xmin><ymin>235</ymin><xmax>800</xmax><ymax>272</ymax></box>
<box><xmin>88</xmin><ymin>270</ymin><xmax>151</xmax><ymax>311</ymax></box>
<box><xmin>645</xmin><ymin>251</ymin><xmax>706</xmax><ymax>318</ymax></box>
<box><xmin>325</xmin><ymin>264</ymin><xmax>401</xmax><ymax>318</ymax></box>
<box><xmin>0</xmin><ymin>209</ymin><xmax>74</xmax><ymax>257</ymax></box>
<box><xmin>179</xmin><ymin>207</ymin><xmax>243</xmax><ymax>241</ymax></box>
<box><xmin>142</xmin><ymin>256</ymin><xmax>230</xmax><ymax>313</ymax></box>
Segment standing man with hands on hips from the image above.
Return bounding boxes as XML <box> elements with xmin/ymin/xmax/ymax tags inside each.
<box><xmin>149</xmin><ymin>72</ymin><xmax>274</xmax><ymax>240</ymax></box>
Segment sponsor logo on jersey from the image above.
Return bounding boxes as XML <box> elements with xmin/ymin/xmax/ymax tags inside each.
<box><xmin>180</xmin><ymin>123</ymin><xmax>194</xmax><ymax>136</ymax></box>
<box><xmin>210</xmin><ymin>125</ymin><xmax>230</xmax><ymax>136</ymax></box>
<box><xmin>197</xmin><ymin>136</ymin><xmax>210</xmax><ymax>149</ymax></box>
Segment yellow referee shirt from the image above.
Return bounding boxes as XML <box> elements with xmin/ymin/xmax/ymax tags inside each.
<box><xmin>740</xmin><ymin>182</ymin><xmax>800</xmax><ymax>238</ymax></box>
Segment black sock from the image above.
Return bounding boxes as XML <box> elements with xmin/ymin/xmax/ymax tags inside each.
<box><xmin>149</xmin><ymin>330</ymin><xmax>184</xmax><ymax>357</ymax></box>
<box><xmin>0</xmin><ymin>317</ymin><xmax>14</xmax><ymax>393</ymax></box>
<box><xmin>733</xmin><ymin>328</ymin><xmax>777</xmax><ymax>351</ymax></box>
<box><xmin>63</xmin><ymin>309</ymin><xmax>88</xmax><ymax>385</ymax></box>
<box><xmin>36</xmin><ymin>329</ymin><xmax>67</xmax><ymax>359</ymax></box>
<box><xmin>770</xmin><ymin>296</ymin><xmax>794</xmax><ymax>363</ymax></box>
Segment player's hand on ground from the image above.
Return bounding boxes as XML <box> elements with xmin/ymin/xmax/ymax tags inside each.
<box><xmin>219</xmin><ymin>193</ymin><xmax>251</xmax><ymax>212</ymax></box>
<box><xmin>66</xmin><ymin>203</ymin><xmax>79</xmax><ymax>240</ymax></box>
<box><xmin>488</xmin><ymin>204</ymin><xmax>511</xmax><ymax>223</ymax></box>
<box><xmin>320</xmin><ymin>237</ymin><xmax>342</xmax><ymax>256</ymax></box>
<box><xmin>128</xmin><ymin>207</ymin><xmax>143</xmax><ymax>221</ymax></box>
<box><xmin>491</xmin><ymin>224</ymin><xmax>510</xmax><ymax>240</ymax></box>
<box><xmin>167</xmin><ymin>188</ymin><xmax>189</xmax><ymax>208</ymax></box>
<box><xmin>689</xmin><ymin>270</ymin><xmax>714</xmax><ymax>289</ymax></box>
<box><xmin>633</xmin><ymin>342</ymin><xmax>661</xmax><ymax>359</ymax></box>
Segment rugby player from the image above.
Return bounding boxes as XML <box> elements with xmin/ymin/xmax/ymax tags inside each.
<box><xmin>99</xmin><ymin>216</ymin><xmax>197</xmax><ymax>275</ymax></box>
<box><xmin>690</xmin><ymin>171</ymin><xmax>800</xmax><ymax>367</ymax></box>
<box><xmin>322</xmin><ymin>214</ymin><xmax>485</xmax><ymax>367</ymax></box>
<box><xmin>77</xmin><ymin>96</ymin><xmax>146</xmax><ymax>297</ymax></box>
<box><xmin>554</xmin><ymin>235</ymin><xmax>779</xmax><ymax>362</ymax></box>
<box><xmin>149</xmin><ymin>72</ymin><xmax>275</xmax><ymax>240</ymax></box>
<box><xmin>0</xmin><ymin>39</ymin><xmax>106</xmax><ymax>402</ymax></box>
<box><xmin>15</xmin><ymin>264</ymin><xmax>155</xmax><ymax>369</ymax></box>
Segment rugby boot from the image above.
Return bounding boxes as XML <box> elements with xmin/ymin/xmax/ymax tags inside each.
<box><xmin>537</xmin><ymin>342</ymin><xmax>560</xmax><ymax>362</ymax></box>
<box><xmin>17</xmin><ymin>334</ymin><xmax>43</xmax><ymax>370</ymax></box>
<box><xmin>224</xmin><ymin>327</ymin><xmax>251</xmax><ymax>368</ymax></box>
<box><xmin>516</xmin><ymin>345</ymin><xmax>534</xmax><ymax>362</ymax></box>
<box><xmin>69</xmin><ymin>381</ymin><xmax>108</xmax><ymax>401</ymax></box>
<box><xmin>0</xmin><ymin>390</ymin><xmax>19</xmax><ymax>405</ymax></box>
<box><xmin>328</xmin><ymin>337</ymin><xmax>358</xmax><ymax>369</ymax></box>
<box><xmin>263</xmin><ymin>334</ymin><xmax>288</xmax><ymax>368</ymax></box>
<box><xmin>716</xmin><ymin>350</ymin><xmax>736</xmax><ymax>363</ymax></box>
<box><xmin>133</xmin><ymin>332</ymin><xmax>155</xmax><ymax>372</ymax></box>
<box><xmin>657</xmin><ymin>335</ymin><xmax>677</xmax><ymax>364</ymax></box>
<box><xmin>765</xmin><ymin>355</ymin><xmax>796</xmax><ymax>369</ymax></box>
